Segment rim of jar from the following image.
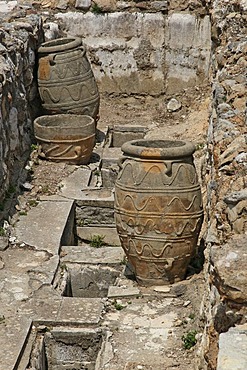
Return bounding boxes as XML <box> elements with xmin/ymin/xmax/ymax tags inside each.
<box><xmin>121</xmin><ymin>139</ymin><xmax>196</xmax><ymax>159</ymax></box>
<box><xmin>38</xmin><ymin>37</ymin><xmax>82</xmax><ymax>54</ymax></box>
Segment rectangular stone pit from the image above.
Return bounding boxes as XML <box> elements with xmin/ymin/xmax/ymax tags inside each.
<box><xmin>27</xmin><ymin>327</ymin><xmax>106</xmax><ymax>370</ymax></box>
<box><xmin>57</xmin><ymin>244</ymin><xmax>124</xmax><ymax>298</ymax></box>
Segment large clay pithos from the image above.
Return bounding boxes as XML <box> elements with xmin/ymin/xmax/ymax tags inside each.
<box><xmin>114</xmin><ymin>139</ymin><xmax>204</xmax><ymax>286</ymax></box>
<box><xmin>34</xmin><ymin>114</ymin><xmax>95</xmax><ymax>165</ymax></box>
<box><xmin>37</xmin><ymin>37</ymin><xmax>100</xmax><ymax>120</ymax></box>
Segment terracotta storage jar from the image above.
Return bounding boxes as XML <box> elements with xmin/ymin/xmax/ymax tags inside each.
<box><xmin>38</xmin><ymin>37</ymin><xmax>100</xmax><ymax>120</ymax></box>
<box><xmin>114</xmin><ymin>139</ymin><xmax>204</xmax><ymax>285</ymax></box>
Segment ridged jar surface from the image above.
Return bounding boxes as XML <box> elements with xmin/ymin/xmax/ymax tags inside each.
<box><xmin>114</xmin><ymin>155</ymin><xmax>203</xmax><ymax>285</ymax></box>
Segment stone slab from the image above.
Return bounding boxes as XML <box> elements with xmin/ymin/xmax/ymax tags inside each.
<box><xmin>108</xmin><ymin>286</ymin><xmax>140</xmax><ymax>298</ymax></box>
<box><xmin>14</xmin><ymin>199</ymin><xmax>74</xmax><ymax>256</ymax></box>
<box><xmin>75</xmin><ymin>188</ymin><xmax>114</xmax><ymax>205</ymax></box>
<box><xmin>57</xmin><ymin>297</ymin><xmax>104</xmax><ymax>326</ymax></box>
<box><xmin>217</xmin><ymin>324</ymin><xmax>247</xmax><ymax>370</ymax></box>
<box><xmin>18</xmin><ymin>298</ymin><xmax>62</xmax><ymax>325</ymax></box>
<box><xmin>60</xmin><ymin>245</ymin><xmax>124</xmax><ymax>265</ymax></box>
<box><xmin>28</xmin><ymin>255</ymin><xmax>60</xmax><ymax>286</ymax></box>
<box><xmin>77</xmin><ymin>226</ymin><xmax>121</xmax><ymax>246</ymax></box>
<box><xmin>0</xmin><ymin>312</ymin><xmax>32</xmax><ymax>370</ymax></box>
<box><xmin>101</xmin><ymin>147</ymin><xmax>122</xmax><ymax>163</ymax></box>
<box><xmin>39</xmin><ymin>194</ymin><xmax>69</xmax><ymax>201</ymax></box>
<box><xmin>0</xmin><ymin>246</ymin><xmax>54</xmax><ymax>302</ymax></box>
<box><xmin>58</xmin><ymin>167</ymin><xmax>92</xmax><ymax>199</ymax></box>
<box><xmin>17</xmin><ymin>297</ymin><xmax>104</xmax><ymax>327</ymax></box>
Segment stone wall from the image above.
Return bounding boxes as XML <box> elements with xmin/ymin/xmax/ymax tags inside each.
<box><xmin>199</xmin><ymin>0</ymin><xmax>247</xmax><ymax>368</ymax></box>
<box><xmin>38</xmin><ymin>0</ymin><xmax>212</xmax><ymax>96</ymax></box>
<box><xmin>0</xmin><ymin>9</ymin><xmax>43</xmax><ymax>217</ymax></box>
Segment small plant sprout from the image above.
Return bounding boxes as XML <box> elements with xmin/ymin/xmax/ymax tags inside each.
<box><xmin>94</xmin><ymin>169</ymin><xmax>100</xmax><ymax>177</ymax></box>
<box><xmin>91</xmin><ymin>2</ymin><xmax>103</xmax><ymax>14</ymax></box>
<box><xmin>195</xmin><ymin>142</ymin><xmax>204</xmax><ymax>151</ymax></box>
<box><xmin>0</xmin><ymin>227</ymin><xmax>6</xmax><ymax>237</ymax></box>
<box><xmin>39</xmin><ymin>185</ymin><xmax>49</xmax><ymax>194</ymax></box>
<box><xmin>120</xmin><ymin>257</ymin><xmax>127</xmax><ymax>265</ymax></box>
<box><xmin>28</xmin><ymin>199</ymin><xmax>39</xmax><ymax>207</ymax></box>
<box><xmin>19</xmin><ymin>211</ymin><xmax>27</xmax><ymax>216</ymax></box>
<box><xmin>113</xmin><ymin>299</ymin><xmax>125</xmax><ymax>311</ymax></box>
<box><xmin>31</xmin><ymin>144</ymin><xmax>38</xmax><ymax>151</ymax></box>
<box><xmin>77</xmin><ymin>219</ymin><xmax>84</xmax><ymax>227</ymax></box>
<box><xmin>90</xmin><ymin>234</ymin><xmax>105</xmax><ymax>248</ymax></box>
<box><xmin>182</xmin><ymin>330</ymin><xmax>197</xmax><ymax>350</ymax></box>
<box><xmin>188</xmin><ymin>312</ymin><xmax>196</xmax><ymax>320</ymax></box>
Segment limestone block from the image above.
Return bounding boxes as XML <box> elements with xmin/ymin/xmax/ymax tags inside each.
<box><xmin>151</xmin><ymin>1</ymin><xmax>168</xmax><ymax>11</ymax></box>
<box><xmin>219</xmin><ymin>135</ymin><xmax>247</xmax><ymax>167</ymax></box>
<box><xmin>60</xmin><ymin>245</ymin><xmax>124</xmax><ymax>264</ymax></box>
<box><xmin>56</xmin><ymin>0</ymin><xmax>68</xmax><ymax>10</ymax></box>
<box><xmin>165</xmin><ymin>13</ymin><xmax>211</xmax><ymax>93</ymax></box>
<box><xmin>217</xmin><ymin>324</ymin><xmax>247</xmax><ymax>370</ymax></box>
<box><xmin>166</xmin><ymin>13</ymin><xmax>211</xmax><ymax>48</ymax></box>
<box><xmin>14</xmin><ymin>199</ymin><xmax>74</xmax><ymax>255</ymax></box>
<box><xmin>211</xmin><ymin>235</ymin><xmax>247</xmax><ymax>304</ymax></box>
<box><xmin>0</xmin><ymin>0</ymin><xmax>17</xmax><ymax>13</ymax></box>
<box><xmin>75</xmin><ymin>0</ymin><xmax>91</xmax><ymax>9</ymax></box>
<box><xmin>57</xmin><ymin>297</ymin><xmax>104</xmax><ymax>325</ymax></box>
<box><xmin>224</xmin><ymin>189</ymin><xmax>247</xmax><ymax>233</ymax></box>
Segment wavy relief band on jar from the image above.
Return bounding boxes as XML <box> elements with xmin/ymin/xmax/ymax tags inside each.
<box><xmin>38</xmin><ymin>37</ymin><xmax>100</xmax><ymax>119</ymax></box>
<box><xmin>114</xmin><ymin>139</ymin><xmax>204</xmax><ymax>285</ymax></box>
<box><xmin>35</xmin><ymin>135</ymin><xmax>95</xmax><ymax>163</ymax></box>
<box><xmin>114</xmin><ymin>210</ymin><xmax>203</xmax><ymax>238</ymax></box>
<box><xmin>119</xmin><ymin>234</ymin><xmax>195</xmax><ymax>284</ymax></box>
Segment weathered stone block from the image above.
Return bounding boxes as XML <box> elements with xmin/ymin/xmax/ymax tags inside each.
<box><xmin>217</xmin><ymin>324</ymin><xmax>247</xmax><ymax>370</ymax></box>
<box><xmin>211</xmin><ymin>235</ymin><xmax>247</xmax><ymax>304</ymax></box>
<box><xmin>165</xmin><ymin>13</ymin><xmax>211</xmax><ymax>93</ymax></box>
<box><xmin>75</xmin><ymin>0</ymin><xmax>91</xmax><ymax>9</ymax></box>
